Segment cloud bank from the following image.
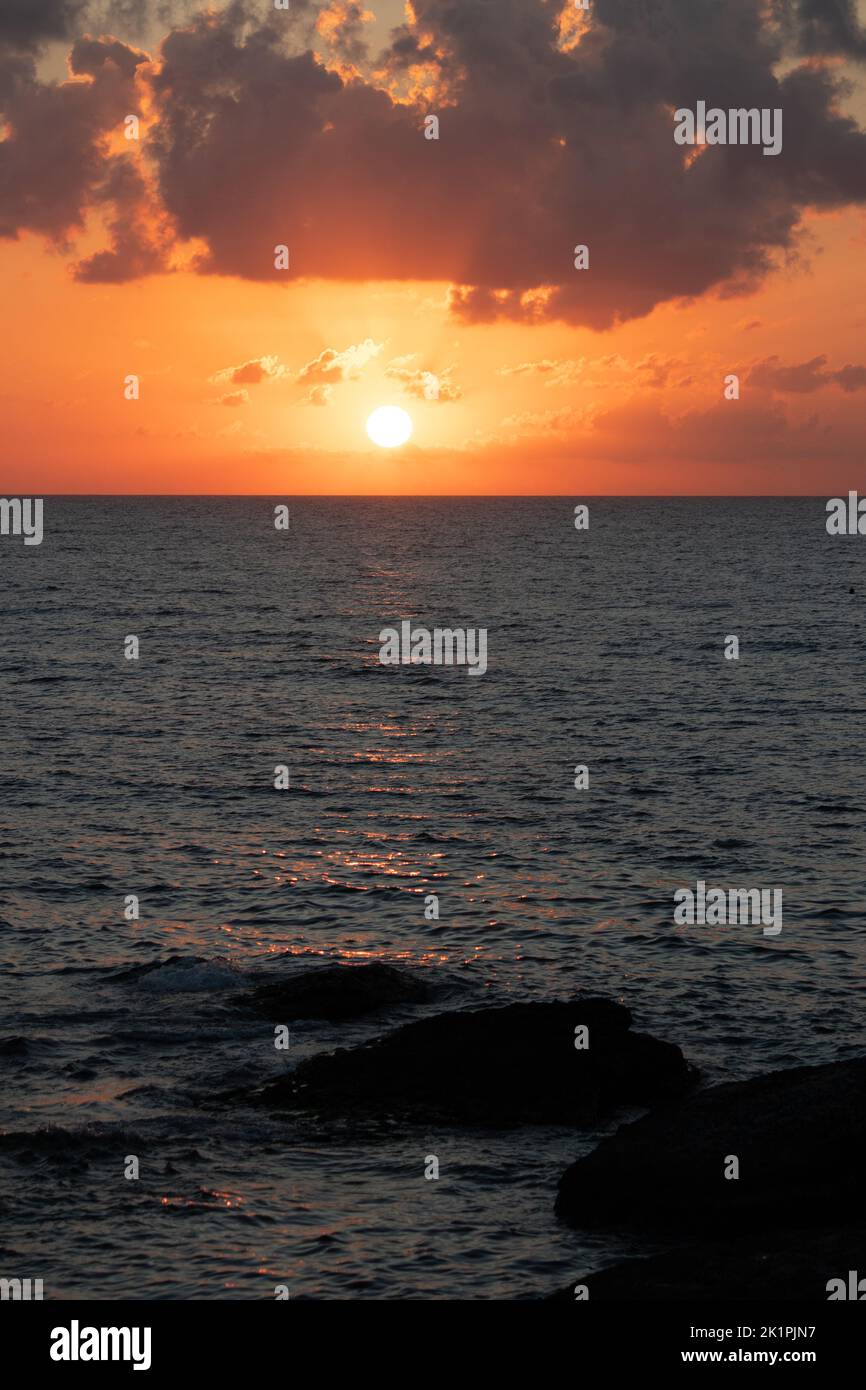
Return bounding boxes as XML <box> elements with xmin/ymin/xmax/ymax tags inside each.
<box><xmin>2</xmin><ymin>0</ymin><xmax>866</xmax><ymax>328</ymax></box>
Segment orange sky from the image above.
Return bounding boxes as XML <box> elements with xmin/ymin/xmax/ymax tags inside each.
<box><xmin>3</xmin><ymin>0</ymin><xmax>866</xmax><ymax>494</ymax></box>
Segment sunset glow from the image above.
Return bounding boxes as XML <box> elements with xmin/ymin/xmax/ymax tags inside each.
<box><xmin>1</xmin><ymin>0</ymin><xmax>865</xmax><ymax>495</ymax></box>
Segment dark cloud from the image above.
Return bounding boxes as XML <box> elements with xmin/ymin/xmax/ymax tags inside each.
<box><xmin>784</xmin><ymin>0</ymin><xmax>866</xmax><ymax>61</ymax></box>
<box><xmin>749</xmin><ymin>353</ymin><xmax>866</xmax><ymax>391</ymax></box>
<box><xmin>73</xmin><ymin>156</ymin><xmax>172</xmax><ymax>282</ymax></box>
<box><xmin>140</xmin><ymin>0</ymin><xmax>866</xmax><ymax>327</ymax></box>
<box><xmin>4</xmin><ymin>0</ymin><xmax>866</xmax><ymax>325</ymax></box>
<box><xmin>0</xmin><ymin>47</ymin><xmax>35</xmax><ymax>103</ymax></box>
<box><xmin>1</xmin><ymin>1</ymin><xmax>209</xmax><ymax>47</ymax></box>
<box><xmin>71</xmin><ymin>34</ymin><xmax>150</xmax><ymax>79</ymax></box>
<box><xmin>0</xmin><ymin>0</ymin><xmax>85</xmax><ymax>50</ymax></box>
<box><xmin>85</xmin><ymin>2</ymin><xmax>198</xmax><ymax>42</ymax></box>
<box><xmin>0</xmin><ymin>35</ymin><xmax>146</xmax><ymax>244</ymax></box>
<box><xmin>833</xmin><ymin>362</ymin><xmax>866</xmax><ymax>391</ymax></box>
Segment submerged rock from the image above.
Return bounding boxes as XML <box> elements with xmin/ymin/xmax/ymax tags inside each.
<box><xmin>549</xmin><ymin>1226</ymin><xmax>866</xmax><ymax>1299</ymax></box>
<box><xmin>247</xmin><ymin>998</ymin><xmax>694</xmax><ymax>1125</ymax></box>
<box><xmin>244</xmin><ymin>961</ymin><xmax>431</xmax><ymax>1021</ymax></box>
<box><xmin>556</xmin><ymin>1057</ymin><xmax>866</xmax><ymax>1232</ymax></box>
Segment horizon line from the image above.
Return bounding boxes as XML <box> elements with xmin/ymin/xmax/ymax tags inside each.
<box><xmin>6</xmin><ymin>493</ymin><xmax>844</xmax><ymax>500</ymax></box>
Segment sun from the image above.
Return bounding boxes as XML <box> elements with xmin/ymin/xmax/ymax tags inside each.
<box><xmin>366</xmin><ymin>405</ymin><xmax>413</xmax><ymax>449</ymax></box>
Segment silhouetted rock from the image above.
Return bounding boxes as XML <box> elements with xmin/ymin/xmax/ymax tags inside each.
<box><xmin>247</xmin><ymin>999</ymin><xmax>695</xmax><ymax>1125</ymax></box>
<box><xmin>556</xmin><ymin>1057</ymin><xmax>866</xmax><ymax>1232</ymax></box>
<box><xmin>244</xmin><ymin>962</ymin><xmax>431</xmax><ymax>1020</ymax></box>
<box><xmin>548</xmin><ymin>1226</ymin><xmax>866</xmax><ymax>1299</ymax></box>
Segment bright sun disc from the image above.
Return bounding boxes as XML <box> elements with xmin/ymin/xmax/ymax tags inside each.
<box><xmin>366</xmin><ymin>405</ymin><xmax>412</xmax><ymax>448</ymax></box>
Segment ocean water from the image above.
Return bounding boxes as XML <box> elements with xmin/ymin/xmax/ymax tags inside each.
<box><xmin>1</xmin><ymin>496</ymin><xmax>864</xmax><ymax>1299</ymax></box>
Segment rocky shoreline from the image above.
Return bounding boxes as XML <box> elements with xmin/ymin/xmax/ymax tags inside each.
<box><xmin>224</xmin><ymin>960</ymin><xmax>863</xmax><ymax>1300</ymax></box>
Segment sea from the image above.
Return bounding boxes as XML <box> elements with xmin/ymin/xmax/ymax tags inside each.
<box><xmin>1</xmin><ymin>496</ymin><xmax>864</xmax><ymax>1298</ymax></box>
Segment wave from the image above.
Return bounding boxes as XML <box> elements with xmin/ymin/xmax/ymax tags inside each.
<box><xmin>114</xmin><ymin>954</ymin><xmax>245</xmax><ymax>994</ymax></box>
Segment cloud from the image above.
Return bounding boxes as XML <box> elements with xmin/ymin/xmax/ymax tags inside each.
<box><xmin>0</xmin><ymin>0</ymin><xmax>85</xmax><ymax>50</ymax></box>
<box><xmin>784</xmin><ymin>0</ymin><xmax>866</xmax><ymax>62</ymax></box>
<box><xmin>635</xmin><ymin>354</ymin><xmax>686</xmax><ymax>388</ymax></box>
<box><xmin>297</xmin><ymin>338</ymin><xmax>383</xmax><ymax>384</ymax></box>
<box><xmin>497</xmin><ymin>393</ymin><xmax>829</xmax><ymax>465</ymax></box>
<box><xmin>834</xmin><ymin>363</ymin><xmax>866</xmax><ymax>391</ymax></box>
<box><xmin>220</xmin><ymin>389</ymin><xmax>249</xmax><ymax>406</ymax></box>
<box><xmin>73</xmin><ymin>156</ymin><xmax>174</xmax><ymax>281</ymax></box>
<box><xmin>315</xmin><ymin>0</ymin><xmax>375</xmax><ymax>74</ymax></box>
<box><xmin>384</xmin><ymin>359</ymin><xmax>462</xmax><ymax>401</ymax></box>
<box><xmin>71</xmin><ymin>33</ymin><xmax>149</xmax><ymax>78</ymax></box>
<box><xmin>498</xmin><ymin>358</ymin><xmax>584</xmax><ymax>386</ymax></box>
<box><xmin>5</xmin><ymin>1</ymin><xmax>866</xmax><ymax>328</ymax></box>
<box><xmin>212</xmin><ymin>355</ymin><xmax>288</xmax><ymax>385</ymax></box>
<box><xmin>305</xmin><ymin>384</ymin><xmax>334</xmax><ymax>406</ymax></box>
<box><xmin>495</xmin><ymin>406</ymin><xmax>581</xmax><ymax>438</ymax></box>
<box><xmin>84</xmin><ymin>2</ymin><xmax>204</xmax><ymax>42</ymax></box>
<box><xmin>0</xmin><ymin>33</ymin><xmax>150</xmax><ymax>251</ymax></box>
<box><xmin>497</xmin><ymin>351</ymin><xmax>689</xmax><ymax>388</ymax></box>
<box><xmin>145</xmin><ymin>0</ymin><xmax>866</xmax><ymax>328</ymax></box>
<box><xmin>748</xmin><ymin>353</ymin><xmax>866</xmax><ymax>392</ymax></box>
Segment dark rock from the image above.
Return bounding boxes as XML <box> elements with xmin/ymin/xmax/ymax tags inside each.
<box><xmin>548</xmin><ymin>1226</ymin><xmax>866</xmax><ymax>1299</ymax></box>
<box><xmin>244</xmin><ymin>961</ymin><xmax>431</xmax><ymax>1021</ymax></box>
<box><xmin>556</xmin><ymin>1057</ymin><xmax>866</xmax><ymax>1232</ymax></box>
<box><xmin>247</xmin><ymin>999</ymin><xmax>695</xmax><ymax>1125</ymax></box>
